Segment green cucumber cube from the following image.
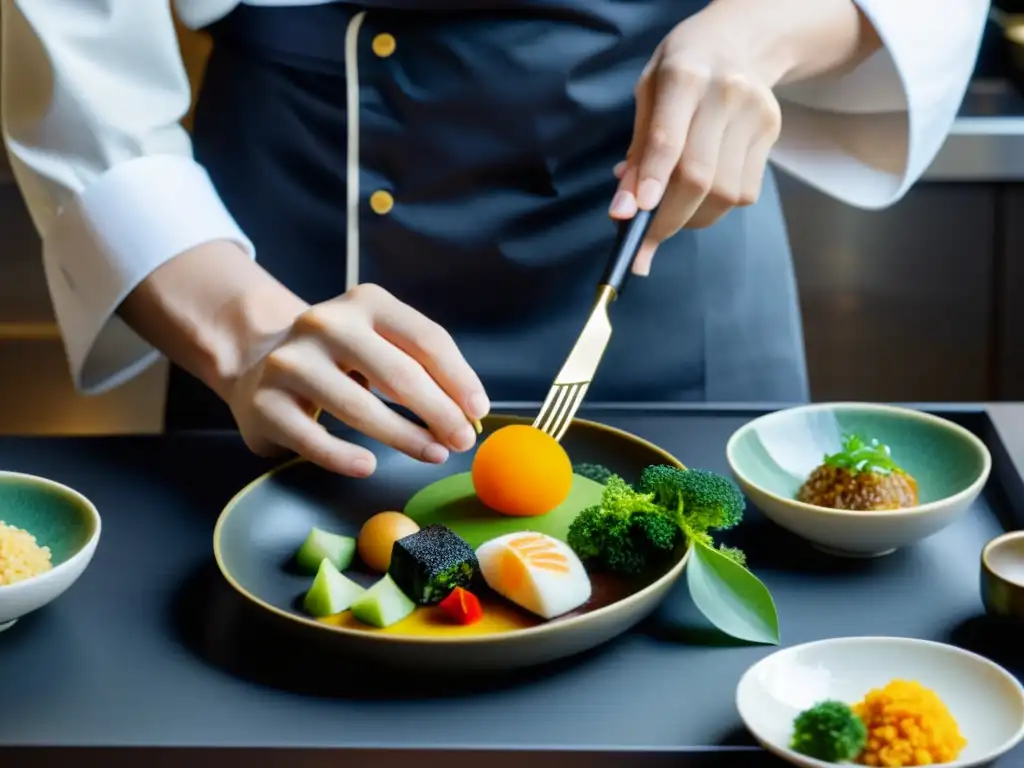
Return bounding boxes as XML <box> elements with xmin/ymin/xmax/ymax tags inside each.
<box><xmin>295</xmin><ymin>526</ymin><xmax>356</xmax><ymax>572</ymax></box>
<box><xmin>350</xmin><ymin>574</ymin><xmax>416</xmax><ymax>628</ymax></box>
<box><xmin>302</xmin><ymin>558</ymin><xmax>366</xmax><ymax>617</ymax></box>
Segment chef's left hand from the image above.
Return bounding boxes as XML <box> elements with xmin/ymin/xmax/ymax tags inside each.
<box><xmin>610</xmin><ymin>3</ymin><xmax>787</xmax><ymax>276</ymax></box>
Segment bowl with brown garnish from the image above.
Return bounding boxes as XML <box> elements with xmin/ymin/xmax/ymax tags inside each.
<box><xmin>725</xmin><ymin>403</ymin><xmax>991</xmax><ymax>557</ymax></box>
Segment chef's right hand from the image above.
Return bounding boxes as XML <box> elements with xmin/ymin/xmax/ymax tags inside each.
<box><xmin>226</xmin><ymin>282</ymin><xmax>490</xmax><ymax>478</ymax></box>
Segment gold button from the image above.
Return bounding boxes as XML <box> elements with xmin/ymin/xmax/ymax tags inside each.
<box><xmin>371</xmin><ymin>33</ymin><xmax>396</xmax><ymax>58</ymax></box>
<box><xmin>370</xmin><ymin>190</ymin><xmax>394</xmax><ymax>215</ymax></box>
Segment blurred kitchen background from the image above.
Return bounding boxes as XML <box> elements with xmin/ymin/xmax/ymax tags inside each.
<box><xmin>4</xmin><ymin>8</ymin><xmax>1024</xmax><ymax>435</ymax></box>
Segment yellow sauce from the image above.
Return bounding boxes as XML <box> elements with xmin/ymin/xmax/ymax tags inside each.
<box><xmin>321</xmin><ymin>594</ymin><xmax>540</xmax><ymax>637</ymax></box>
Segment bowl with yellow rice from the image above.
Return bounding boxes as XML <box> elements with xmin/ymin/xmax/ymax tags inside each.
<box><xmin>737</xmin><ymin>636</ymin><xmax>1024</xmax><ymax>768</ymax></box>
<box><xmin>0</xmin><ymin>471</ymin><xmax>100</xmax><ymax>632</ymax></box>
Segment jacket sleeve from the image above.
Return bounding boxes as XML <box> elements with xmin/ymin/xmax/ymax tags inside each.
<box><xmin>1</xmin><ymin>0</ymin><xmax>254</xmax><ymax>395</ymax></box>
<box><xmin>771</xmin><ymin>0</ymin><xmax>989</xmax><ymax>209</ymax></box>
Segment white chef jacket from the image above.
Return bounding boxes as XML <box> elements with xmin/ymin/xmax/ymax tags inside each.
<box><xmin>0</xmin><ymin>0</ymin><xmax>990</xmax><ymax>395</ymax></box>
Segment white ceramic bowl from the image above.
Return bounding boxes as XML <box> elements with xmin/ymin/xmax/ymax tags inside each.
<box><xmin>981</xmin><ymin>530</ymin><xmax>1024</xmax><ymax>619</ymax></box>
<box><xmin>726</xmin><ymin>403</ymin><xmax>991</xmax><ymax>557</ymax></box>
<box><xmin>0</xmin><ymin>471</ymin><xmax>101</xmax><ymax>632</ymax></box>
<box><xmin>737</xmin><ymin>637</ymin><xmax>1024</xmax><ymax>768</ymax></box>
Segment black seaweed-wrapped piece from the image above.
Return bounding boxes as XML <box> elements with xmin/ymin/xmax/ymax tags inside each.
<box><xmin>387</xmin><ymin>524</ymin><xmax>479</xmax><ymax>605</ymax></box>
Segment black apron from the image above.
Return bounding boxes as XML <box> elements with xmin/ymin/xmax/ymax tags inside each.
<box><xmin>165</xmin><ymin>0</ymin><xmax>810</xmax><ymax>431</ymax></box>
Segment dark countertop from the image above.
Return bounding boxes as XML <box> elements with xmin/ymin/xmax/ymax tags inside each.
<box><xmin>2</xmin><ymin>403</ymin><xmax>1024</xmax><ymax>768</ymax></box>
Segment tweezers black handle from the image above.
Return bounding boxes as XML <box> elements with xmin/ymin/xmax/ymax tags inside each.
<box><xmin>599</xmin><ymin>206</ymin><xmax>659</xmax><ymax>297</ymax></box>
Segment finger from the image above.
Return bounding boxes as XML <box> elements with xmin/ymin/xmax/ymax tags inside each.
<box><xmin>611</xmin><ymin>72</ymin><xmax>654</xmax><ymax>219</ymax></box>
<box><xmin>329</xmin><ymin>325</ymin><xmax>479</xmax><ymax>453</ymax></box>
<box><xmin>635</xmin><ymin>63</ymin><xmax>704</xmax><ymax>211</ymax></box>
<box><xmin>310</xmin><ymin>370</ymin><xmax>367</xmax><ymax>425</ymax></box>
<box><xmin>643</xmin><ymin>152</ymin><xmax>710</xmax><ymax>248</ymax></box>
<box><xmin>657</xmin><ymin>90</ymin><xmax>736</xmax><ymax>234</ymax></box>
<box><xmin>631</xmin><ymin>157</ymin><xmax>700</xmax><ymax>270</ymax></box>
<box><xmin>738</xmin><ymin>131</ymin><xmax>778</xmax><ymax>208</ymax></box>
<box><xmin>355</xmin><ymin>287</ymin><xmax>489</xmax><ymax>421</ymax></box>
<box><xmin>739</xmin><ymin>94</ymin><xmax>782</xmax><ymax>205</ymax></box>
<box><xmin>626</xmin><ymin>59</ymin><xmax>657</xmax><ymax>174</ymax></box>
<box><xmin>685</xmin><ymin>198</ymin><xmax>731</xmax><ymax>231</ymax></box>
<box><xmin>685</xmin><ymin>195</ymin><xmax>732</xmax><ymax>231</ymax></box>
<box><xmin>610</xmin><ymin>162</ymin><xmax>640</xmax><ymax>220</ymax></box>
<box><xmin>296</xmin><ymin>293</ymin><xmax>481</xmax><ymax>451</ymax></box>
<box><xmin>266</xmin><ymin>346</ymin><xmax>451</xmax><ymax>464</ymax></box>
<box><xmin>613</xmin><ymin>160</ymin><xmax>627</xmax><ymax>180</ymax></box>
<box><xmin>737</xmin><ymin>139</ymin><xmax>772</xmax><ymax>209</ymax></box>
<box><xmin>255</xmin><ymin>388</ymin><xmax>378</xmax><ymax>477</ymax></box>
<box><xmin>686</xmin><ymin>117</ymin><xmax>753</xmax><ymax>229</ymax></box>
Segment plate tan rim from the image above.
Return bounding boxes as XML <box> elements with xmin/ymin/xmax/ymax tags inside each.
<box><xmin>212</xmin><ymin>413</ymin><xmax>691</xmax><ymax>645</ymax></box>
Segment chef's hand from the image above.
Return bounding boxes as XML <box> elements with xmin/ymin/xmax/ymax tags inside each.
<box><xmin>227</xmin><ymin>283</ymin><xmax>489</xmax><ymax>478</ymax></box>
<box><xmin>610</xmin><ymin>14</ymin><xmax>782</xmax><ymax>275</ymax></box>
<box><xmin>611</xmin><ymin>0</ymin><xmax>876</xmax><ymax>275</ymax></box>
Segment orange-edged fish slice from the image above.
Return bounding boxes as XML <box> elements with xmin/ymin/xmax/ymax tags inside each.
<box><xmin>476</xmin><ymin>531</ymin><xmax>592</xmax><ymax>620</ymax></box>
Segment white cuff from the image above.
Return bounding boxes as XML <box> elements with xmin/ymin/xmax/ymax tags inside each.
<box><xmin>770</xmin><ymin>0</ymin><xmax>986</xmax><ymax>209</ymax></box>
<box><xmin>43</xmin><ymin>154</ymin><xmax>255</xmax><ymax>395</ymax></box>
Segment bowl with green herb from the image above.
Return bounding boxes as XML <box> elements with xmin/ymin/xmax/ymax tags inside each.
<box><xmin>725</xmin><ymin>403</ymin><xmax>990</xmax><ymax>557</ymax></box>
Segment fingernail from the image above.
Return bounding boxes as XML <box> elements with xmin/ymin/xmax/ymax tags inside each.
<box><xmin>637</xmin><ymin>179</ymin><xmax>663</xmax><ymax>210</ymax></box>
<box><xmin>449</xmin><ymin>423</ymin><xmax>477</xmax><ymax>452</ymax></box>
<box><xmin>609</xmin><ymin>191</ymin><xmax>637</xmax><ymax>218</ymax></box>
<box><xmin>351</xmin><ymin>458</ymin><xmax>375</xmax><ymax>477</ymax></box>
<box><xmin>633</xmin><ymin>243</ymin><xmax>656</xmax><ymax>277</ymax></box>
<box><xmin>422</xmin><ymin>442</ymin><xmax>449</xmax><ymax>464</ymax></box>
<box><xmin>612</xmin><ymin>161</ymin><xmax>627</xmax><ymax>178</ymax></box>
<box><xmin>468</xmin><ymin>392</ymin><xmax>490</xmax><ymax>420</ymax></box>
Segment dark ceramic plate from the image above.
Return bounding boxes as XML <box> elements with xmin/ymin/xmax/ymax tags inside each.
<box><xmin>213</xmin><ymin>414</ymin><xmax>689</xmax><ymax>671</ymax></box>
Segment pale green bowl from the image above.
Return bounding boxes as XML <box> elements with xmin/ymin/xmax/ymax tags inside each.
<box><xmin>726</xmin><ymin>403</ymin><xmax>991</xmax><ymax>557</ymax></box>
<box><xmin>0</xmin><ymin>472</ymin><xmax>101</xmax><ymax>631</ymax></box>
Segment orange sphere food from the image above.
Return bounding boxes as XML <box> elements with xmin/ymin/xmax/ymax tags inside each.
<box><xmin>471</xmin><ymin>425</ymin><xmax>574</xmax><ymax>517</ymax></box>
<box><xmin>358</xmin><ymin>511</ymin><xmax>420</xmax><ymax>573</ymax></box>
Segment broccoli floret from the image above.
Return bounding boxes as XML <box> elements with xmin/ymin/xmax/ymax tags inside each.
<box><xmin>638</xmin><ymin>464</ymin><xmax>684</xmax><ymax>508</ymax></box>
<box><xmin>790</xmin><ymin>700</ymin><xmax>866</xmax><ymax>763</ymax></box>
<box><xmin>639</xmin><ymin>465</ymin><xmax>745</xmax><ymax>532</ymax></box>
<box><xmin>565</xmin><ymin>505</ymin><xmax>608</xmax><ymax>561</ymax></box>
<box><xmin>716</xmin><ymin>545</ymin><xmax>747</xmax><ymax>568</ymax></box>
<box><xmin>572</xmin><ymin>463</ymin><xmax>616</xmax><ymax>485</ymax></box>
<box><xmin>568</xmin><ymin>467</ymin><xmax>750</xmax><ymax>576</ymax></box>
<box><xmin>631</xmin><ymin>509</ymin><xmax>680</xmax><ymax>555</ymax></box>
<box><xmin>566</xmin><ymin>475</ymin><xmax>681</xmax><ymax>576</ymax></box>
<box><xmin>600</xmin><ymin>474</ymin><xmax>646</xmax><ymax>510</ymax></box>
<box><xmin>567</xmin><ymin>502</ymin><xmax>644</xmax><ymax>575</ymax></box>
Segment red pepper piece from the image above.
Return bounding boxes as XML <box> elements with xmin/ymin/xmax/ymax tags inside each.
<box><xmin>439</xmin><ymin>586</ymin><xmax>483</xmax><ymax>625</ymax></box>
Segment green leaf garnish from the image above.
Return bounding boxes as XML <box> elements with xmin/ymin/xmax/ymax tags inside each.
<box><xmin>822</xmin><ymin>433</ymin><xmax>902</xmax><ymax>475</ymax></box>
<box><xmin>685</xmin><ymin>539</ymin><xmax>780</xmax><ymax>645</ymax></box>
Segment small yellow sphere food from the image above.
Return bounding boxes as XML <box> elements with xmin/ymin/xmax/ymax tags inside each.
<box><xmin>471</xmin><ymin>424</ymin><xmax>573</xmax><ymax>517</ymax></box>
<box><xmin>357</xmin><ymin>511</ymin><xmax>420</xmax><ymax>572</ymax></box>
